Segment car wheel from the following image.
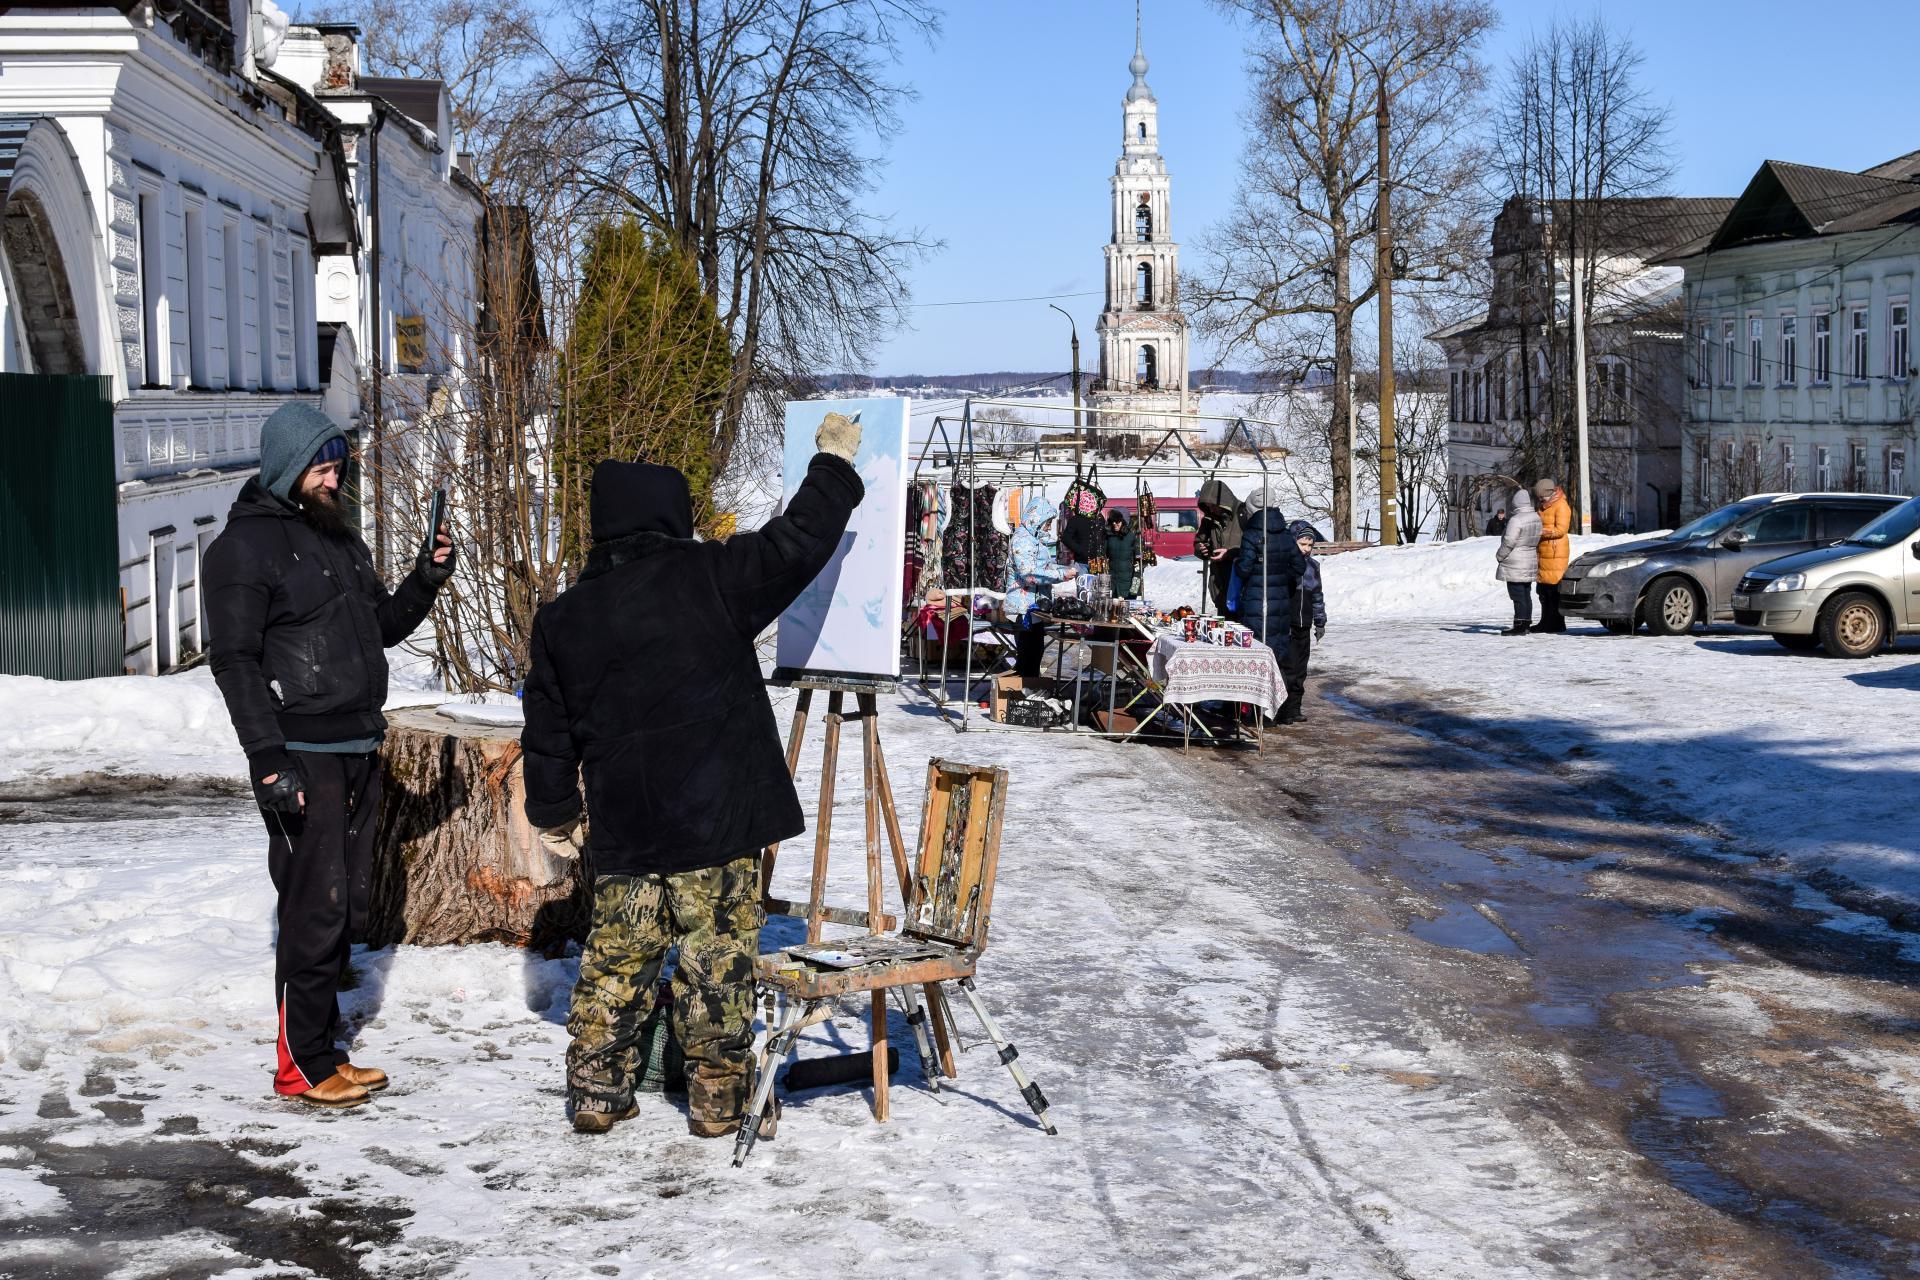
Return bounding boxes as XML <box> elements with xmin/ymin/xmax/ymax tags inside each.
<box><xmin>1817</xmin><ymin>592</ymin><xmax>1886</xmax><ymax>659</ymax></box>
<box><xmin>1603</xmin><ymin>619</ymin><xmax>1635</xmax><ymax>635</ymax></box>
<box><xmin>1771</xmin><ymin>632</ymin><xmax>1821</xmax><ymax>652</ymax></box>
<box><xmin>1643</xmin><ymin>576</ymin><xmax>1701</xmax><ymax>635</ymax></box>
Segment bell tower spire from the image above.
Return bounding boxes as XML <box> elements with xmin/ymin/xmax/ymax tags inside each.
<box><xmin>1093</xmin><ymin>7</ymin><xmax>1191</xmax><ymax>443</ymax></box>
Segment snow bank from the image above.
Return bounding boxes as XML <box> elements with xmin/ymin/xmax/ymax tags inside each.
<box><xmin>1142</xmin><ymin>533</ymin><xmax>1643</xmax><ymax>623</ymax></box>
<box><xmin>0</xmin><ymin>669</ymin><xmax>242</xmax><ymax>783</ymax></box>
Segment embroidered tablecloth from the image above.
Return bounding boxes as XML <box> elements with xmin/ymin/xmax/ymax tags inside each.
<box><xmin>1148</xmin><ymin>634</ymin><xmax>1284</xmax><ymax>715</ymax></box>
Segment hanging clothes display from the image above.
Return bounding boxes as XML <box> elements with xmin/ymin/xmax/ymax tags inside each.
<box><xmin>942</xmin><ymin>482</ymin><xmax>1009</xmax><ymax>590</ymax></box>
<box><xmin>1136</xmin><ymin>485</ymin><xmax>1159</xmax><ymax>574</ymax></box>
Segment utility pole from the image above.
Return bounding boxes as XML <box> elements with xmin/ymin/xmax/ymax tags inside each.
<box><xmin>1571</xmin><ymin>254</ymin><xmax>1593</xmax><ymax>533</ymax></box>
<box><xmin>1374</xmin><ymin>75</ymin><xmax>1400</xmax><ymax>547</ymax></box>
<box><xmin>1049</xmin><ymin>303</ymin><xmax>1084</xmax><ymax>466</ymax></box>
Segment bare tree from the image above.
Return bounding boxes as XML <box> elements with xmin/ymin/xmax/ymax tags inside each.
<box><xmin>305</xmin><ymin>0</ymin><xmax>543</xmax><ymax>176</ymax></box>
<box><xmin>1493</xmin><ymin>14</ymin><xmax>1674</xmax><ymax>510</ymax></box>
<box><xmin>512</xmin><ymin>0</ymin><xmax>940</xmax><ymax>481</ymax></box>
<box><xmin>1193</xmin><ymin>0</ymin><xmax>1495</xmax><ymax>539</ymax></box>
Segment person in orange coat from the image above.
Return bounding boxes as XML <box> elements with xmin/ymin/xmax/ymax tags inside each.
<box><xmin>1533</xmin><ymin>478</ymin><xmax>1571</xmax><ymax>632</ymax></box>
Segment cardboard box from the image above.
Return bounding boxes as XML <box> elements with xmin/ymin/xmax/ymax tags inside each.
<box><xmin>991</xmin><ymin>674</ymin><xmax>1050</xmax><ymax>723</ymax></box>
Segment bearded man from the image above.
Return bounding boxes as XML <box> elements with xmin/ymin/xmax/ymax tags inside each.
<box><xmin>204</xmin><ymin>403</ymin><xmax>454</xmax><ymax>1108</ymax></box>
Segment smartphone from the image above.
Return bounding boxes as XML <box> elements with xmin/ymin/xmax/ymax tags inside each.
<box><xmin>425</xmin><ymin>487</ymin><xmax>447</xmax><ymax>553</ymax></box>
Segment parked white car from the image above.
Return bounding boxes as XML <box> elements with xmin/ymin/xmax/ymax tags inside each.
<box><xmin>1733</xmin><ymin>495</ymin><xmax>1920</xmax><ymax>657</ymax></box>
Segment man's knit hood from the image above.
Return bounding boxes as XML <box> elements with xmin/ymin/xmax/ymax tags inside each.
<box><xmin>257</xmin><ymin>402</ymin><xmax>348</xmax><ymax>505</ymax></box>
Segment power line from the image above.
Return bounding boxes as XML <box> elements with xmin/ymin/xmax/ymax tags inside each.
<box><xmin>907</xmin><ymin>289</ymin><xmax>1103</xmax><ymax>309</ymax></box>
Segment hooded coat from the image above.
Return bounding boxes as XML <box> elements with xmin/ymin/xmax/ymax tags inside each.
<box><xmin>1286</xmin><ymin>519</ymin><xmax>1326</xmax><ymax>630</ymax></box>
<box><xmin>1195</xmin><ymin>478</ymin><xmax>1247</xmax><ymax>558</ymax></box>
<box><xmin>518</xmin><ymin>453</ymin><xmax>863</xmax><ymax>877</ymax></box>
<box><xmin>1231</xmin><ymin>483</ymin><xmax>1307</xmax><ymax>643</ymax></box>
<box><xmin>1495</xmin><ymin>489</ymin><xmax>1543</xmax><ymax>583</ymax></box>
<box><xmin>1103</xmin><ymin>516</ymin><xmax>1140</xmax><ymax>598</ymax></box>
<box><xmin>1004</xmin><ymin>493</ymin><xmax>1064</xmax><ymax>617</ymax></box>
<box><xmin>204</xmin><ymin>403</ymin><xmax>439</xmax><ymax>778</ymax></box>
<box><xmin>1536</xmin><ymin>489</ymin><xmax>1572</xmax><ymax>584</ymax></box>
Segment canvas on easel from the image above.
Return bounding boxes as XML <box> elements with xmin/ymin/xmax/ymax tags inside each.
<box><xmin>774</xmin><ymin>397</ymin><xmax>912</xmax><ymax>682</ymax></box>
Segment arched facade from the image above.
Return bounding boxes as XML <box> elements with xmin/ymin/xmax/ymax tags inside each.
<box><xmin>0</xmin><ymin>118</ymin><xmax>112</xmax><ymax>384</ymax></box>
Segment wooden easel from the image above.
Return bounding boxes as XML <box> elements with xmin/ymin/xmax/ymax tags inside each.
<box><xmin>760</xmin><ymin>673</ymin><xmax>959</xmax><ymax>1120</ymax></box>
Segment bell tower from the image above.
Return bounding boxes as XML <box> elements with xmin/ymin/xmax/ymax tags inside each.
<box><xmin>1092</xmin><ymin>7</ymin><xmax>1191</xmax><ymax>445</ymax></box>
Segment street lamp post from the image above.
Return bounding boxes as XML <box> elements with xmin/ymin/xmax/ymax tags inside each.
<box><xmin>1049</xmin><ymin>303</ymin><xmax>1084</xmax><ymax>465</ymax></box>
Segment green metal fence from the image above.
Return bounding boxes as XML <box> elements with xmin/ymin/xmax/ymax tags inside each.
<box><xmin>0</xmin><ymin>372</ymin><xmax>120</xmax><ymax>679</ymax></box>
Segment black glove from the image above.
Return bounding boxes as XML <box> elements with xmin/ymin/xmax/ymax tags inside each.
<box><xmin>249</xmin><ymin>751</ymin><xmax>306</xmax><ymax>814</ymax></box>
<box><xmin>416</xmin><ymin>534</ymin><xmax>457</xmax><ymax>588</ymax></box>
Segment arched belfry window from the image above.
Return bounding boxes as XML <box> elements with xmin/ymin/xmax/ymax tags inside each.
<box><xmin>1138</xmin><ymin>120</ymin><xmax>1147</xmax><ymax>141</ymax></box>
<box><xmin>1136</xmin><ymin>261</ymin><xmax>1153</xmax><ymax>307</ymax></box>
<box><xmin>1137</xmin><ymin>344</ymin><xmax>1158</xmax><ymax>388</ymax></box>
<box><xmin>1135</xmin><ymin>200</ymin><xmax>1152</xmax><ymax>243</ymax></box>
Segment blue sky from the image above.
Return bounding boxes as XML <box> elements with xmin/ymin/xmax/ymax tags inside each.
<box><xmin>864</xmin><ymin>0</ymin><xmax>1920</xmax><ymax>375</ymax></box>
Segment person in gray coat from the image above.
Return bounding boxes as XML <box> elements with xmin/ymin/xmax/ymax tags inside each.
<box><xmin>1494</xmin><ymin>487</ymin><xmax>1542</xmax><ymax>635</ymax></box>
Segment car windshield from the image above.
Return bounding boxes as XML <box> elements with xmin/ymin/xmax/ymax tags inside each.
<box><xmin>1843</xmin><ymin>495</ymin><xmax>1920</xmax><ymax>546</ymax></box>
<box><xmin>1670</xmin><ymin>501</ymin><xmax>1761</xmax><ymax>540</ymax></box>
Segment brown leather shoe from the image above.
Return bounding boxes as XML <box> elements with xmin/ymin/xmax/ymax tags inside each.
<box><xmin>336</xmin><ymin>1062</ymin><xmax>389</xmax><ymax>1092</ymax></box>
<box><xmin>572</xmin><ymin>1105</ymin><xmax>639</xmax><ymax>1135</ymax></box>
<box><xmin>291</xmin><ymin>1072</ymin><xmax>370</xmax><ymax>1109</ymax></box>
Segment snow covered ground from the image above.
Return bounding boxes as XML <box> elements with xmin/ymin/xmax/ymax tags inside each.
<box><xmin>1284</xmin><ymin>537</ymin><xmax>1920</xmax><ymax>922</ymax></box>
<box><xmin>3</xmin><ymin>534</ymin><xmax>1916</xmax><ymax>1274</ymax></box>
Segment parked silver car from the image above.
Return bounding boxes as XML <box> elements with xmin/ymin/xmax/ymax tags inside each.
<box><xmin>1560</xmin><ymin>493</ymin><xmax>1903</xmax><ymax>634</ymax></box>
<box><xmin>1733</xmin><ymin>495</ymin><xmax>1920</xmax><ymax>656</ymax></box>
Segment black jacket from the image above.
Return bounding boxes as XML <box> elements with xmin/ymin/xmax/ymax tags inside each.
<box><xmin>519</xmin><ymin>452</ymin><xmax>864</xmax><ymax>877</ymax></box>
<box><xmin>1104</xmin><ymin>528</ymin><xmax>1139</xmax><ymax>598</ymax></box>
<box><xmin>1232</xmin><ymin>508</ymin><xmax>1307</xmax><ymax>643</ymax></box>
<box><xmin>204</xmin><ymin>479</ymin><xmax>438</xmax><ymax>772</ymax></box>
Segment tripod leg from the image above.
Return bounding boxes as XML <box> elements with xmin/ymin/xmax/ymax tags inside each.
<box><xmin>892</xmin><ymin>986</ymin><xmax>943</xmax><ymax>1094</ymax></box>
<box><xmin>927</xmin><ymin>982</ymin><xmax>961</xmax><ymax>1078</ymax></box>
<box><xmin>734</xmin><ymin>997</ymin><xmax>808</xmax><ymax>1168</ymax></box>
<box><xmin>956</xmin><ymin>977</ymin><xmax>1057</xmax><ymax>1136</ymax></box>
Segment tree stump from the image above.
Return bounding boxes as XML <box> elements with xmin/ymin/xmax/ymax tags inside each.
<box><xmin>367</xmin><ymin>706</ymin><xmax>591</xmax><ymax>950</ymax></box>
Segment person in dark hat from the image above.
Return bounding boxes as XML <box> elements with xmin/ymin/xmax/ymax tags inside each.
<box><xmin>520</xmin><ymin>413</ymin><xmax>865</xmax><ymax>1137</ymax></box>
<box><xmin>204</xmin><ymin>402</ymin><xmax>455</xmax><ymax>1109</ymax></box>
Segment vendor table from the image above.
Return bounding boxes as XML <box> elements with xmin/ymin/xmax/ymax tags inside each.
<box><xmin>1148</xmin><ymin>632</ymin><xmax>1284</xmax><ymax>750</ymax></box>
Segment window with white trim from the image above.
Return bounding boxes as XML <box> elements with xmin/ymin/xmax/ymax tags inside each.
<box><xmin>1719</xmin><ymin>318</ymin><xmax>1736</xmax><ymax>385</ymax></box>
<box><xmin>1778</xmin><ymin>314</ymin><xmax>1796</xmax><ymax>386</ymax></box>
<box><xmin>183</xmin><ymin>202</ymin><xmax>209</xmax><ymax>388</ymax></box>
<box><xmin>1594</xmin><ymin>358</ymin><xmax>1629</xmax><ymax>423</ymax></box>
<box><xmin>1780</xmin><ymin>441</ymin><xmax>1795</xmax><ymax>490</ymax></box>
<box><xmin>1851</xmin><ymin>442</ymin><xmax>1868</xmax><ymax>489</ymax></box>
<box><xmin>1748</xmin><ymin>313</ymin><xmax>1764</xmax><ymax>384</ymax></box>
<box><xmin>1696</xmin><ymin>438</ymin><xmax>1710</xmax><ymax>504</ymax></box>
<box><xmin>1450</xmin><ymin>370</ymin><xmax>1461</xmax><ymax>421</ymax></box>
<box><xmin>1890</xmin><ymin>300</ymin><xmax>1909</xmax><ymax>379</ymax></box>
<box><xmin>1696</xmin><ymin>321</ymin><xmax>1711</xmax><ymax>386</ymax></box>
<box><xmin>1890</xmin><ymin>447</ymin><xmax>1907</xmax><ymax>494</ymax></box>
<box><xmin>222</xmin><ymin>220</ymin><xmax>244</xmax><ymax>389</ymax></box>
<box><xmin>137</xmin><ymin>191</ymin><xmax>166</xmax><ymax>388</ymax></box>
<box><xmin>1848</xmin><ymin>306</ymin><xmax>1869</xmax><ymax>381</ymax></box>
<box><xmin>1721</xmin><ymin>438</ymin><xmax>1736</xmax><ymax>501</ymax></box>
<box><xmin>1812</xmin><ymin>311</ymin><xmax>1831</xmax><ymax>383</ymax></box>
<box><xmin>256</xmin><ymin>233</ymin><xmax>275</xmax><ymax>391</ymax></box>
<box><xmin>1816</xmin><ymin>444</ymin><xmax>1832</xmax><ymax>489</ymax></box>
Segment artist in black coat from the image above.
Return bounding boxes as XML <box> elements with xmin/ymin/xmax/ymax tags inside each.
<box><xmin>520</xmin><ymin>413</ymin><xmax>864</xmax><ymax>1136</ymax></box>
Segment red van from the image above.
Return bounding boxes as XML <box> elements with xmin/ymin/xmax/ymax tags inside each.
<box><xmin>1106</xmin><ymin>495</ymin><xmax>1201</xmax><ymax>559</ymax></box>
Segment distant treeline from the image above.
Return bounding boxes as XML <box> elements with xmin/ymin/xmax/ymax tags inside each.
<box><xmin>812</xmin><ymin>368</ymin><xmax>1300</xmax><ymax>395</ymax></box>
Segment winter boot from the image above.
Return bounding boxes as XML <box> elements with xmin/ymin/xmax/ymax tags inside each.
<box><xmin>1502</xmin><ymin>620</ymin><xmax>1530</xmax><ymax>636</ymax></box>
<box><xmin>1275</xmin><ymin>693</ymin><xmax>1305</xmax><ymax>724</ymax></box>
<box><xmin>290</xmin><ymin>1072</ymin><xmax>370</xmax><ymax>1109</ymax></box>
<box><xmin>572</xmin><ymin>1103</ymin><xmax>639</xmax><ymax>1135</ymax></box>
<box><xmin>336</xmin><ymin>1062</ymin><xmax>389</xmax><ymax>1092</ymax></box>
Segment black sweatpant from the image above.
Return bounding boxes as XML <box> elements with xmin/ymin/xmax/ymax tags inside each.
<box><xmin>263</xmin><ymin>750</ymin><xmax>381</xmax><ymax>1094</ymax></box>
<box><xmin>1014</xmin><ymin>620</ymin><xmax>1048</xmax><ymax>677</ymax></box>
<box><xmin>1280</xmin><ymin>623</ymin><xmax>1313</xmax><ymax>708</ymax></box>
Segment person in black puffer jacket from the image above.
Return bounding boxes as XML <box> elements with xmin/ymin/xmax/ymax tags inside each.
<box><xmin>520</xmin><ymin>415</ymin><xmax>864</xmax><ymax>1137</ymax></box>
<box><xmin>204</xmin><ymin>402</ymin><xmax>455</xmax><ymax>1109</ymax></box>
<box><xmin>1227</xmin><ymin>480</ymin><xmax>1307</xmax><ymax>668</ymax></box>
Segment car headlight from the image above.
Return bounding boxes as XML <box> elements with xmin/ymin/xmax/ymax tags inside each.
<box><xmin>1587</xmin><ymin>555</ymin><xmax>1647</xmax><ymax>578</ymax></box>
<box><xmin>1762</xmin><ymin>573</ymin><xmax>1806</xmax><ymax>593</ymax></box>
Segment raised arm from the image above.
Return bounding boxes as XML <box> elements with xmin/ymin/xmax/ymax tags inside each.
<box><xmin>714</xmin><ymin>452</ymin><xmax>865</xmax><ymax>638</ymax></box>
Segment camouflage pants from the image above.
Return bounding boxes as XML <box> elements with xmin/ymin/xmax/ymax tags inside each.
<box><xmin>566</xmin><ymin>856</ymin><xmax>762</xmax><ymax>1125</ymax></box>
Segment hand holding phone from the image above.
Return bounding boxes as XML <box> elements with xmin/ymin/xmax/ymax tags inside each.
<box><xmin>419</xmin><ymin>487</ymin><xmax>456</xmax><ymax>586</ymax></box>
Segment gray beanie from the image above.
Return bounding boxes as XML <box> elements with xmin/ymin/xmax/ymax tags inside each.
<box><xmin>257</xmin><ymin>402</ymin><xmax>347</xmax><ymax>505</ymax></box>
<box><xmin>1532</xmin><ymin>477</ymin><xmax>1561</xmax><ymax>503</ymax></box>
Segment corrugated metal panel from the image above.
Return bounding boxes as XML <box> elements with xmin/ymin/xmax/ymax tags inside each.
<box><xmin>0</xmin><ymin>373</ymin><xmax>121</xmax><ymax>679</ymax></box>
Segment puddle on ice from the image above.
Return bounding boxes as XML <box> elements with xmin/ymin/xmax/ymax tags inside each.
<box><xmin>1526</xmin><ymin>1002</ymin><xmax>1600</xmax><ymax>1028</ymax></box>
<box><xmin>1409</xmin><ymin>903</ymin><xmax>1519</xmax><ymax>955</ymax></box>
